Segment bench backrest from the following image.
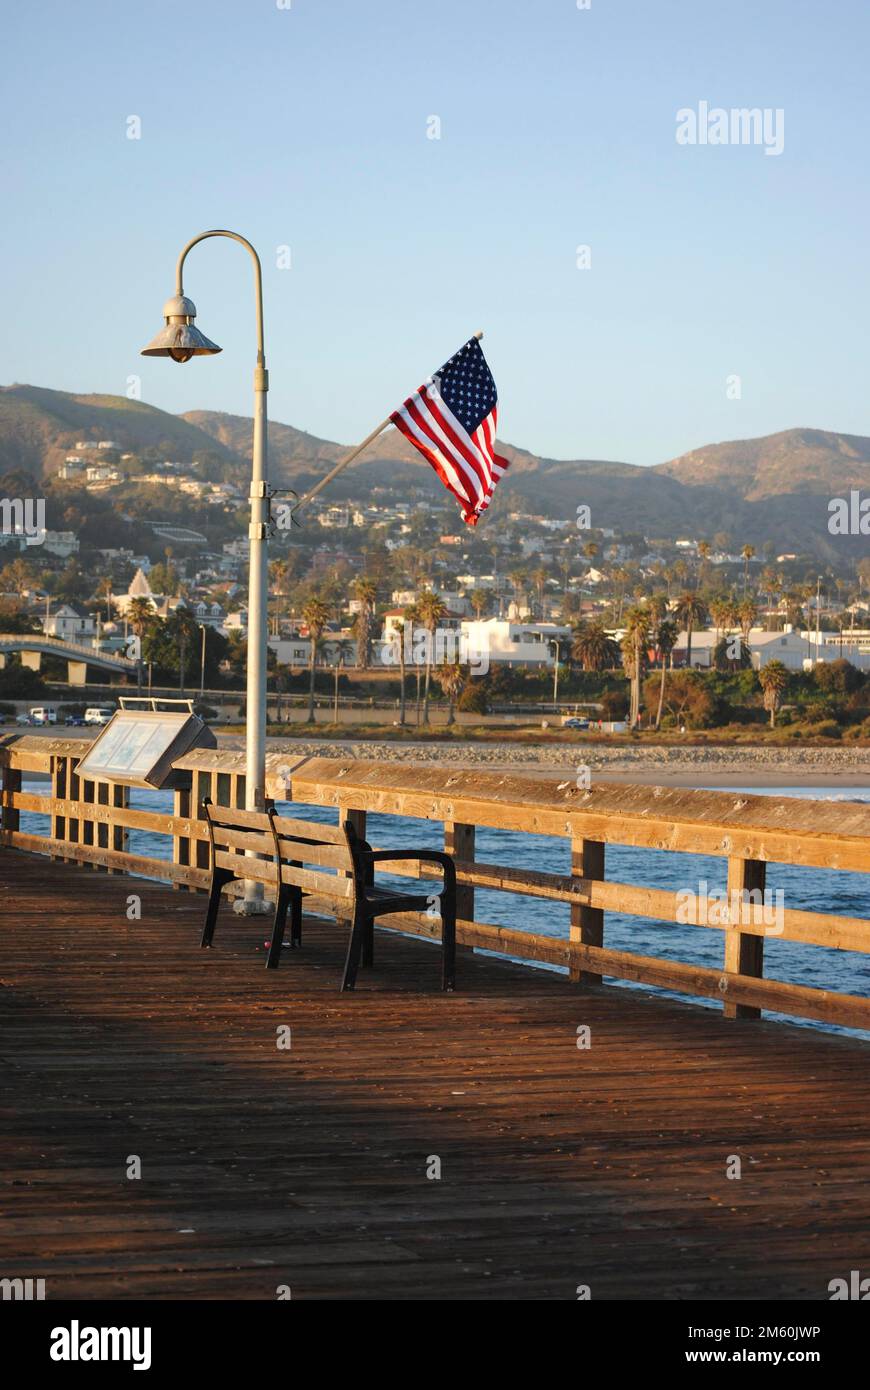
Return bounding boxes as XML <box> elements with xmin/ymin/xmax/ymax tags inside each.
<box><xmin>202</xmin><ymin>799</ymin><xmax>359</xmax><ymax>907</ymax></box>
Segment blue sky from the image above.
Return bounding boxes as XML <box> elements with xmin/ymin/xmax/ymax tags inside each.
<box><xmin>1</xmin><ymin>0</ymin><xmax>867</xmax><ymax>464</ymax></box>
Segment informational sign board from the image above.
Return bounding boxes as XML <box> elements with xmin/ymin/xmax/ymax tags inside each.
<box><xmin>75</xmin><ymin>703</ymin><xmax>217</xmax><ymax>789</ymax></box>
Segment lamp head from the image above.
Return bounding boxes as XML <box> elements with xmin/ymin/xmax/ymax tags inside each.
<box><xmin>140</xmin><ymin>294</ymin><xmax>221</xmax><ymax>362</ymax></box>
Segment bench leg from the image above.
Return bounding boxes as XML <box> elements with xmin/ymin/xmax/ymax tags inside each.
<box><xmin>341</xmin><ymin>907</ymin><xmax>368</xmax><ymax>992</ymax></box>
<box><xmin>362</xmin><ymin>916</ymin><xmax>374</xmax><ymax>968</ymax></box>
<box><xmin>441</xmin><ymin>893</ymin><xmax>456</xmax><ymax>992</ymax></box>
<box><xmin>201</xmin><ymin>869</ymin><xmax>233</xmax><ymax>948</ymax></box>
<box><xmin>266</xmin><ymin>886</ymin><xmax>293</xmax><ymax>969</ymax></box>
<box><xmin>290</xmin><ymin>891</ymin><xmax>302</xmax><ymax>947</ymax></box>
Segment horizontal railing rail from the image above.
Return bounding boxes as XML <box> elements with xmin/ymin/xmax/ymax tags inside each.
<box><xmin>2</xmin><ymin>736</ymin><xmax>870</xmax><ymax>1029</ymax></box>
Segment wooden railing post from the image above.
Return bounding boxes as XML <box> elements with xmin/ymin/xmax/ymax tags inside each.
<box><xmin>1</xmin><ymin>757</ymin><xmax>21</xmax><ymax>837</ymax></box>
<box><xmin>723</xmin><ymin>856</ymin><xmax>766</xmax><ymax>1020</ymax></box>
<box><xmin>443</xmin><ymin>821</ymin><xmax>475</xmax><ymax>921</ymax></box>
<box><xmin>172</xmin><ymin>783</ymin><xmax>191</xmax><ymax>890</ymax></box>
<box><xmin>444</xmin><ymin>821</ymin><xmax>475</xmax><ymax>956</ymax></box>
<box><xmin>570</xmin><ymin>837</ymin><xmax>605</xmax><ymax>984</ymax></box>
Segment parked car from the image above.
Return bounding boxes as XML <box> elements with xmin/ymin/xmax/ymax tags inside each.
<box><xmin>64</xmin><ymin>714</ymin><xmax>86</xmax><ymax>727</ymax></box>
<box><xmin>29</xmin><ymin>707</ymin><xmax>57</xmax><ymax>725</ymax></box>
<box><xmin>563</xmin><ymin>717</ymin><xmax>590</xmax><ymax>730</ymax></box>
<box><xmin>15</xmin><ymin>712</ymin><xmax>33</xmax><ymax>726</ymax></box>
<box><xmin>84</xmin><ymin>706</ymin><xmax>115</xmax><ymax>725</ymax></box>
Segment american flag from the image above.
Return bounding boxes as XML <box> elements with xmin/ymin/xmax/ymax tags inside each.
<box><xmin>390</xmin><ymin>336</ymin><xmax>510</xmax><ymax>526</ymax></box>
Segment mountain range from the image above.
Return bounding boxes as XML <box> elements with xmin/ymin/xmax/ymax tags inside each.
<box><xmin>1</xmin><ymin>382</ymin><xmax>867</xmax><ymax>559</ymax></box>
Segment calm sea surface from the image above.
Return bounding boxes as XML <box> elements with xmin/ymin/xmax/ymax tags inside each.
<box><xmin>21</xmin><ymin>782</ymin><xmax>870</xmax><ymax>1041</ymax></box>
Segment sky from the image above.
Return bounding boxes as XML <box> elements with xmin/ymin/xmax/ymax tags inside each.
<box><xmin>1</xmin><ymin>0</ymin><xmax>868</xmax><ymax>466</ymax></box>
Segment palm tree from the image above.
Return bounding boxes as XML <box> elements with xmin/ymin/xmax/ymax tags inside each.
<box><xmin>737</xmin><ymin>597</ymin><xmax>758</xmax><ymax>643</ymax></box>
<box><xmin>508</xmin><ymin>568</ymin><xmax>529</xmax><ymax>615</ymax></box>
<box><xmin>708</xmin><ymin>594</ymin><xmax>728</xmax><ymax>642</ymax></box>
<box><xmin>416</xmin><ymin>589</ymin><xmax>447</xmax><ymax>723</ymax></box>
<box><xmin>469</xmin><ymin>588</ymin><xmax>490</xmax><ymax>618</ymax></box>
<box><xmin>403</xmin><ymin>600</ymin><xmax>423</xmax><ymax>725</ymax></box>
<box><xmin>697</xmin><ymin>540</ymin><xmax>711</xmax><ymax>585</ymax></box>
<box><xmin>302</xmin><ymin>597</ymin><xmax>330</xmax><ymax>723</ymax></box>
<box><xmin>653</xmin><ymin>618</ymin><xmax>678</xmax><ymax>730</ymax></box>
<box><xmin>741</xmin><ymin>544</ymin><xmax>756</xmax><ymax>593</ymax></box>
<box><xmin>331</xmin><ymin>638</ymin><xmax>353</xmax><ymax>724</ymax></box>
<box><xmin>439</xmin><ymin>663</ymin><xmax>465</xmax><ymax>725</ymax></box>
<box><xmin>126</xmin><ymin>596</ymin><xmax>153</xmax><ymax>637</ymax></box>
<box><xmin>673</xmin><ymin>590</ymin><xmax>707</xmax><ymax>670</ymax></box>
<box><xmin>622</xmin><ymin>606</ymin><xmax>651</xmax><ymax>729</ymax></box>
<box><xmin>351</xmin><ymin>576</ymin><xmax>378</xmax><ymax>670</ymax></box>
<box><xmin>571</xmin><ymin>620</ymin><xmax>619</xmax><ymax>672</ymax></box>
<box><xmin>759</xmin><ymin>659</ymin><xmax>788</xmax><ymax>728</ymax></box>
<box><xmin>531</xmin><ymin>567</ymin><xmax>549</xmax><ymax>617</ymax></box>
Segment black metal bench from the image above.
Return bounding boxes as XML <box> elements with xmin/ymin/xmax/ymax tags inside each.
<box><xmin>200</xmin><ymin>799</ymin><xmax>457</xmax><ymax>992</ymax></box>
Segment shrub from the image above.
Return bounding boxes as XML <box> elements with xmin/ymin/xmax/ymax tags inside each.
<box><xmin>457</xmin><ymin>680</ymin><xmax>489</xmax><ymax>714</ymax></box>
<box><xmin>813</xmin><ymin>659</ymin><xmax>863</xmax><ymax>696</ymax></box>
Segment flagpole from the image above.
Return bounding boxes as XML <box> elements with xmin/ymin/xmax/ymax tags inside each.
<box><xmin>290</xmin><ymin>331</ymin><xmax>484</xmax><ymax>517</ymax></box>
<box><xmin>291</xmin><ymin>416</ymin><xmax>394</xmax><ymax>515</ymax></box>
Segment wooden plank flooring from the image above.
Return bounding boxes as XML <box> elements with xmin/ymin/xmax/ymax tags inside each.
<box><xmin>1</xmin><ymin>849</ymin><xmax>869</xmax><ymax>1301</ymax></box>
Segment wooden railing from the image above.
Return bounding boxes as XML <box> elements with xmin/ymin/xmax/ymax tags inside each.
<box><xmin>3</xmin><ymin>736</ymin><xmax>870</xmax><ymax>1029</ymax></box>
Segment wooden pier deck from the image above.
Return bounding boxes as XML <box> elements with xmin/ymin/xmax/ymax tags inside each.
<box><xmin>2</xmin><ymin>849</ymin><xmax>870</xmax><ymax>1301</ymax></box>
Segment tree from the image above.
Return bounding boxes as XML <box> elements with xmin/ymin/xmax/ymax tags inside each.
<box><xmin>653</xmin><ymin>618</ymin><xmax>678</xmax><ymax>730</ymax></box>
<box><xmin>508</xmin><ymin>568</ymin><xmax>528</xmax><ymax>614</ymax></box>
<box><xmin>571</xmin><ymin>620</ymin><xmax>619</xmax><ymax>672</ymax></box>
<box><xmin>438</xmin><ymin>663</ymin><xmax>465</xmax><ymax>725</ymax></box>
<box><xmin>351</xmin><ymin>576</ymin><xmax>378</xmax><ymax>670</ymax></box>
<box><xmin>302</xmin><ymin>597</ymin><xmax>330</xmax><ymax>723</ymax></box>
<box><xmin>713</xmin><ymin>636</ymin><xmax>752</xmax><ymax>671</ymax></box>
<box><xmin>469</xmin><ymin>588</ymin><xmax>490</xmax><ymax>618</ymax></box>
<box><xmin>403</xmin><ymin>601</ymin><xmax>423</xmax><ymax>725</ymax></box>
<box><xmin>165</xmin><ymin>607</ymin><xmax>198</xmax><ymax>692</ymax></box>
<box><xmin>330</xmin><ymin>637</ymin><xmax>353</xmax><ymax>723</ymax></box>
<box><xmin>126</xmin><ymin>597</ymin><xmax>154</xmax><ymax>637</ymax></box>
<box><xmin>531</xmin><ymin>567</ymin><xmax>549</xmax><ymax>617</ymax></box>
<box><xmin>736</xmin><ymin>598</ymin><xmax>758</xmax><ymax>642</ymax></box>
<box><xmin>416</xmin><ymin>589</ymin><xmax>447</xmax><ymax>723</ymax></box>
<box><xmin>643</xmin><ymin>668</ymin><xmax>717</xmax><ymax>730</ymax></box>
<box><xmin>709</xmin><ymin>597</ymin><xmax>733</xmax><ymax>645</ymax></box>
<box><xmin>759</xmin><ymin>659</ymin><xmax>788</xmax><ymax>728</ymax></box>
<box><xmin>621</xmin><ymin>606</ymin><xmax>651</xmax><ymax>728</ymax></box>
<box><xmin>673</xmin><ymin>591</ymin><xmax>707</xmax><ymax>669</ymax></box>
<box><xmin>741</xmin><ymin>544</ymin><xmax>756</xmax><ymax>592</ymax></box>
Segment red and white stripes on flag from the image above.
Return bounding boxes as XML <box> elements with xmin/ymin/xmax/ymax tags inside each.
<box><xmin>390</xmin><ymin>337</ymin><xmax>510</xmax><ymax>526</ymax></box>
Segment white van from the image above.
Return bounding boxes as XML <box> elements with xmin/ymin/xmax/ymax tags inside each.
<box><xmin>84</xmin><ymin>705</ymin><xmax>115</xmax><ymax>726</ymax></box>
<box><xmin>29</xmin><ymin>706</ymin><xmax>57</xmax><ymax>725</ymax></box>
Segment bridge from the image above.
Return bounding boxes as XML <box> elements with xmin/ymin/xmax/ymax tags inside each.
<box><xmin>1</xmin><ymin>738</ymin><xmax>869</xmax><ymax>1299</ymax></box>
<box><xmin>0</xmin><ymin>632</ymin><xmax>141</xmax><ymax>685</ymax></box>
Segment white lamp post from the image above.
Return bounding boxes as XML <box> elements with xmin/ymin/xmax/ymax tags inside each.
<box><xmin>142</xmin><ymin>230</ymin><xmax>270</xmax><ymax>912</ymax></box>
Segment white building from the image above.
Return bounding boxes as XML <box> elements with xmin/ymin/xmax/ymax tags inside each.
<box><xmin>673</xmin><ymin>626</ymin><xmax>811</xmax><ymax>671</ymax></box>
<box><xmin>460</xmin><ymin>619</ymin><xmax>571</xmax><ymax>668</ymax></box>
<box><xmin>44</xmin><ymin>604</ymin><xmax>95</xmax><ymax>641</ymax></box>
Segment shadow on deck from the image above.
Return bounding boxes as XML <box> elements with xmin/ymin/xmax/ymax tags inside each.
<box><xmin>1</xmin><ymin>849</ymin><xmax>869</xmax><ymax>1301</ymax></box>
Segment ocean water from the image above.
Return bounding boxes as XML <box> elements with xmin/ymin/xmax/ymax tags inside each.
<box><xmin>19</xmin><ymin>781</ymin><xmax>870</xmax><ymax>1040</ymax></box>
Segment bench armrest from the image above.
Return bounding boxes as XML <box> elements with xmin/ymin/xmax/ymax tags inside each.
<box><xmin>363</xmin><ymin>848</ymin><xmax>452</xmax><ymax>867</ymax></box>
<box><xmin>362</xmin><ymin>848</ymin><xmax>456</xmax><ymax>886</ymax></box>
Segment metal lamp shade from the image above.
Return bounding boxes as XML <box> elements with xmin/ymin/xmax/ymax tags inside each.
<box><xmin>141</xmin><ymin>294</ymin><xmax>221</xmax><ymax>363</ymax></box>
